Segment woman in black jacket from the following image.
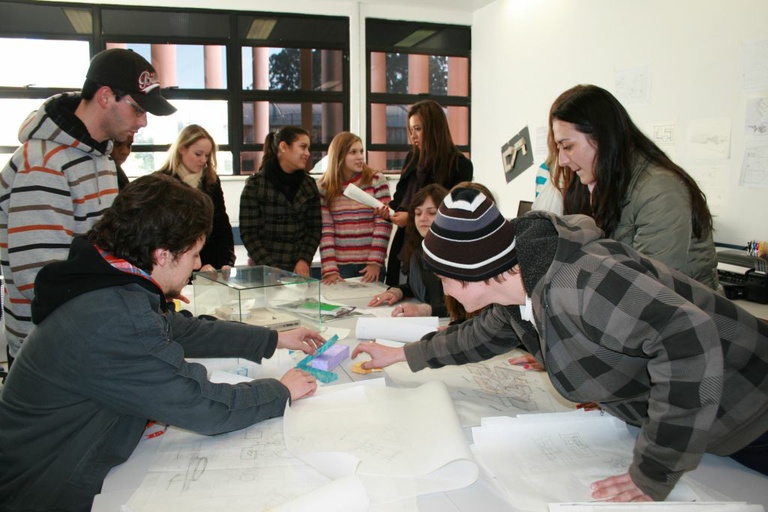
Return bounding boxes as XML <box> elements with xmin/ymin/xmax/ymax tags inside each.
<box><xmin>156</xmin><ymin>124</ymin><xmax>235</xmax><ymax>270</ymax></box>
<box><xmin>384</xmin><ymin>100</ymin><xmax>473</xmax><ymax>286</ymax></box>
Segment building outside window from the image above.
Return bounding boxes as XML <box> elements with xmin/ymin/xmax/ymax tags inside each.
<box><xmin>0</xmin><ymin>1</ymin><xmax>350</xmax><ymax>177</ymax></box>
<box><xmin>365</xmin><ymin>18</ymin><xmax>471</xmax><ymax>173</ymax></box>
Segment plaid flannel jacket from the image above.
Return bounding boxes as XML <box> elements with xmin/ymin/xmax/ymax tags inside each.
<box><xmin>406</xmin><ymin>212</ymin><xmax>768</xmax><ymax>500</ymax></box>
<box><xmin>239</xmin><ymin>169</ymin><xmax>321</xmax><ymax>271</ymax></box>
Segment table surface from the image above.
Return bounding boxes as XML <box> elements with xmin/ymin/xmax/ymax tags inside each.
<box><xmin>94</xmin><ymin>283</ymin><xmax>768</xmax><ymax>511</ymax></box>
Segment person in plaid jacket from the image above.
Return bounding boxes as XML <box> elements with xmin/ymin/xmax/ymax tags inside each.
<box><xmin>354</xmin><ymin>187</ymin><xmax>768</xmax><ymax>502</ymax></box>
<box><xmin>239</xmin><ymin>126</ymin><xmax>321</xmax><ymax>276</ymax></box>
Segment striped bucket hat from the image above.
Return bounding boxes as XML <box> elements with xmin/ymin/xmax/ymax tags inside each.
<box><xmin>422</xmin><ymin>187</ymin><xmax>517</xmax><ymax>281</ymax></box>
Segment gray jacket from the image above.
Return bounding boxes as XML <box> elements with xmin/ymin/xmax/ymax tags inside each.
<box><xmin>612</xmin><ymin>154</ymin><xmax>719</xmax><ymax>289</ymax></box>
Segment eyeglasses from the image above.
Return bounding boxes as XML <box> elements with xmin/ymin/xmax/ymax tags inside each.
<box><xmin>122</xmin><ymin>96</ymin><xmax>147</xmax><ymax>118</ymax></box>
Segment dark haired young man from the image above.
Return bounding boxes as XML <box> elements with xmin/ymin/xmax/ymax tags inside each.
<box><xmin>0</xmin><ymin>174</ymin><xmax>323</xmax><ymax>511</ymax></box>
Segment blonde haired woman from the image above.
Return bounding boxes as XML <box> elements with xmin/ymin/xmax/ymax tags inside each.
<box><xmin>317</xmin><ymin>132</ymin><xmax>392</xmax><ymax>284</ymax></box>
<box><xmin>156</xmin><ymin>124</ymin><xmax>235</xmax><ymax>270</ymax></box>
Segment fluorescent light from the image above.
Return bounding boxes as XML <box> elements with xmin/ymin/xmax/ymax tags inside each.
<box><xmin>395</xmin><ymin>29</ymin><xmax>437</xmax><ymax>48</ymax></box>
<box><xmin>63</xmin><ymin>8</ymin><xmax>92</xmax><ymax>35</ymax></box>
<box><xmin>247</xmin><ymin>18</ymin><xmax>277</xmax><ymax>40</ymax></box>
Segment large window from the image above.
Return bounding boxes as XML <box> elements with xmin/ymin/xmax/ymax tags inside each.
<box><xmin>366</xmin><ymin>19</ymin><xmax>471</xmax><ymax>172</ymax></box>
<box><xmin>0</xmin><ymin>1</ymin><xmax>350</xmax><ymax>176</ymax></box>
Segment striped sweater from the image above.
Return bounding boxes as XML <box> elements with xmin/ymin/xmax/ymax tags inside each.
<box><xmin>0</xmin><ymin>93</ymin><xmax>118</xmax><ymax>356</ymax></box>
<box><xmin>318</xmin><ymin>173</ymin><xmax>392</xmax><ymax>278</ymax></box>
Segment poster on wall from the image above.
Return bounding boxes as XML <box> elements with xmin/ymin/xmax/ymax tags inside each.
<box><xmin>501</xmin><ymin>126</ymin><xmax>534</xmax><ymax>183</ymax></box>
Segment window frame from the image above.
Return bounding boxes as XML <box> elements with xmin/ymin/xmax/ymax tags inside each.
<box><xmin>0</xmin><ymin>0</ymin><xmax>351</xmax><ymax>176</ymax></box>
<box><xmin>365</xmin><ymin>18</ymin><xmax>472</xmax><ymax>174</ymax></box>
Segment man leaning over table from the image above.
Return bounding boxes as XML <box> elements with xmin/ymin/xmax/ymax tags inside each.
<box><xmin>354</xmin><ymin>186</ymin><xmax>768</xmax><ymax>503</ymax></box>
<box><xmin>0</xmin><ymin>174</ymin><xmax>323</xmax><ymax>511</ymax></box>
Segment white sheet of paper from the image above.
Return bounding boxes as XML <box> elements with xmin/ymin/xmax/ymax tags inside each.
<box><xmin>269</xmin><ymin>475</ymin><xmax>370</xmax><ymax>512</ymax></box>
<box><xmin>472</xmin><ymin>412</ymin><xmax>700</xmax><ymax>511</ymax></box>
<box><xmin>124</xmin><ymin>418</ymin><xmax>331</xmax><ymax>511</ymax></box>
<box><xmin>283</xmin><ymin>380</ymin><xmax>478</xmax><ymax>505</ymax></box>
<box><xmin>343</xmin><ymin>182</ymin><xmax>394</xmax><ymax>216</ymax></box>
<box><xmin>385</xmin><ymin>351</ymin><xmax>576</xmax><ymax>427</ymax></box>
<box><xmin>355</xmin><ymin>316</ymin><xmax>438</xmax><ymax>342</ymax></box>
<box><xmin>187</xmin><ymin>347</ymin><xmax>296</xmax><ymax>382</ymax></box>
<box><xmin>320</xmin><ymin>326</ymin><xmax>350</xmax><ymax>340</ymax></box>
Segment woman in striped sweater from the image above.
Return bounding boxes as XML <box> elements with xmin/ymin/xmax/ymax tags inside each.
<box><xmin>317</xmin><ymin>132</ymin><xmax>392</xmax><ymax>284</ymax></box>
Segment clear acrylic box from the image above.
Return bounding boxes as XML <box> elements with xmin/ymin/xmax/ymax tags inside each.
<box><xmin>192</xmin><ymin>265</ymin><xmax>321</xmax><ymax>331</ymax></box>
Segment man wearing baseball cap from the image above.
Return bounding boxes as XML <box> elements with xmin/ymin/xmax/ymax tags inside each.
<box><xmin>354</xmin><ymin>186</ymin><xmax>768</xmax><ymax>503</ymax></box>
<box><xmin>0</xmin><ymin>48</ymin><xmax>175</xmax><ymax>371</ymax></box>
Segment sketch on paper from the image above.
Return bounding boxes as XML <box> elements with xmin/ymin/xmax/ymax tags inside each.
<box><xmin>740</xmin><ymin>144</ymin><xmax>768</xmax><ymax>188</ymax></box>
<box><xmin>741</xmin><ymin>40</ymin><xmax>768</xmax><ymax>91</ymax></box>
<box><xmin>687</xmin><ymin>164</ymin><xmax>727</xmax><ymax>207</ymax></box>
<box><xmin>473</xmin><ymin>412</ymin><xmax>700</xmax><ymax>507</ymax></box>
<box><xmin>124</xmin><ymin>418</ymin><xmax>330</xmax><ymax>511</ymax></box>
<box><xmin>614</xmin><ymin>66</ymin><xmax>651</xmax><ymax>104</ymax></box>
<box><xmin>745</xmin><ymin>97</ymin><xmax>768</xmax><ymax>136</ymax></box>
<box><xmin>652</xmin><ymin>124</ymin><xmax>676</xmax><ymax>146</ymax></box>
<box><xmin>384</xmin><ymin>351</ymin><xmax>575</xmax><ymax>427</ymax></box>
<box><xmin>464</xmin><ymin>361</ymin><xmax>559</xmax><ymax>412</ymax></box>
<box><xmin>686</xmin><ymin>118</ymin><xmax>731</xmax><ymax>160</ymax></box>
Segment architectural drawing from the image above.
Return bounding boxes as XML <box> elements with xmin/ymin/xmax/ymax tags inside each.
<box><xmin>385</xmin><ymin>351</ymin><xmax>576</xmax><ymax>426</ymax></box>
<box><xmin>125</xmin><ymin>418</ymin><xmax>330</xmax><ymax>511</ymax></box>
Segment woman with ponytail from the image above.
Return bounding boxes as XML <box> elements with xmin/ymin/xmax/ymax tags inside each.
<box><xmin>239</xmin><ymin>126</ymin><xmax>321</xmax><ymax>276</ymax></box>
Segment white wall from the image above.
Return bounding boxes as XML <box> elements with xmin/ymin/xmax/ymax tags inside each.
<box><xmin>471</xmin><ymin>0</ymin><xmax>768</xmax><ymax>246</ymax></box>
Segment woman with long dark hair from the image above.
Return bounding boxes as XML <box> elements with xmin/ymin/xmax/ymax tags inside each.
<box><xmin>384</xmin><ymin>100</ymin><xmax>473</xmax><ymax>286</ymax></box>
<box><xmin>550</xmin><ymin>84</ymin><xmax>718</xmax><ymax>289</ymax></box>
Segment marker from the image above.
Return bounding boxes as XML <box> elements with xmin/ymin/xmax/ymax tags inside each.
<box><xmin>145</xmin><ymin>424</ymin><xmax>168</xmax><ymax>439</ymax></box>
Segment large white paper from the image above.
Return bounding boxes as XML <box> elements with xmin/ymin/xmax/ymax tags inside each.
<box><xmin>385</xmin><ymin>350</ymin><xmax>576</xmax><ymax>427</ymax></box>
<box><xmin>283</xmin><ymin>380</ymin><xmax>478</xmax><ymax>505</ymax></box>
<box><xmin>187</xmin><ymin>348</ymin><xmax>296</xmax><ymax>382</ymax></box>
<box><xmin>124</xmin><ymin>418</ymin><xmax>331</xmax><ymax>511</ymax></box>
<box><xmin>686</xmin><ymin>118</ymin><xmax>732</xmax><ymax>160</ymax></box>
<box><xmin>739</xmin><ymin>143</ymin><xmax>768</xmax><ymax>188</ymax></box>
<box><xmin>343</xmin><ymin>182</ymin><xmax>394</xmax><ymax>216</ymax></box>
<box><xmin>355</xmin><ymin>316</ymin><xmax>438</xmax><ymax>342</ymax></box>
<box><xmin>268</xmin><ymin>475</ymin><xmax>370</xmax><ymax>512</ymax></box>
<box><xmin>472</xmin><ymin>411</ymin><xmax>700</xmax><ymax>511</ymax></box>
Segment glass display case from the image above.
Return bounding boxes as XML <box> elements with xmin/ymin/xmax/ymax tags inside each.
<box><xmin>192</xmin><ymin>265</ymin><xmax>322</xmax><ymax>331</ymax></box>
